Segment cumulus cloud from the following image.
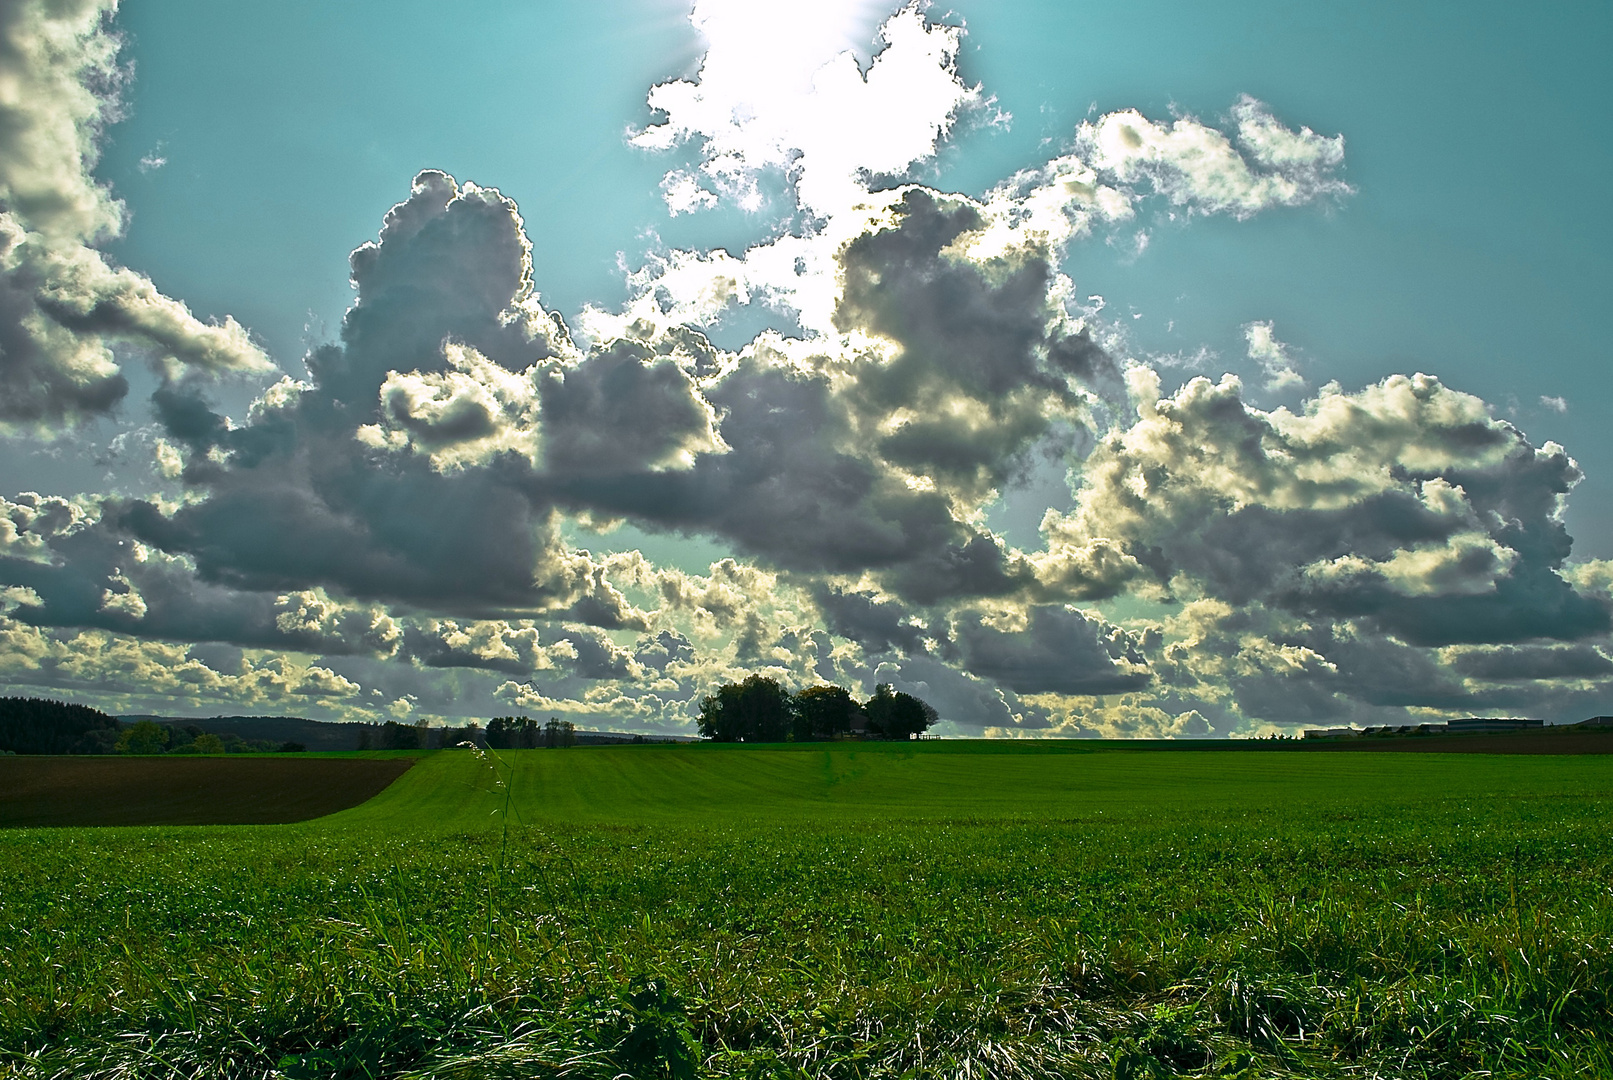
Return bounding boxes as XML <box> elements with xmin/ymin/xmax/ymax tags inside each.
<box><xmin>1044</xmin><ymin>370</ymin><xmax>1607</xmax><ymax>645</ymax></box>
<box><xmin>360</xmin><ymin>342</ymin><xmax>544</xmax><ymax>471</ymax></box>
<box><xmin>0</xmin><ymin>0</ymin><xmax>271</xmax><ymax>432</ymax></box>
<box><xmin>102</xmin><ymin>173</ymin><xmax>641</xmax><ymax>623</ymax></box>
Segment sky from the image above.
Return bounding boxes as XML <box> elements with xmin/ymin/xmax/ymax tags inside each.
<box><xmin>1</xmin><ymin>0</ymin><xmax>1610</xmax><ymax>737</ymax></box>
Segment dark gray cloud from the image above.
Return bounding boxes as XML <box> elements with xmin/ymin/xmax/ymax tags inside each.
<box><xmin>539</xmin><ymin>339</ymin><xmax>721</xmax><ymax>475</ymax></box>
<box><xmin>810</xmin><ymin>584</ymin><xmax>931</xmax><ymax>656</ymax></box>
<box><xmin>1451</xmin><ymin>645</ymin><xmax>1613</xmax><ymax>682</ymax></box>
<box><xmin>542</xmin><ymin>352</ymin><xmax>1026</xmax><ymax>599</ymax></box>
<box><xmin>953</xmin><ymin>604</ymin><xmax>1151</xmax><ymax>695</ymax></box>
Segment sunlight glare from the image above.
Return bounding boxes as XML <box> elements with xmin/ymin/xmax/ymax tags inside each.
<box><xmin>690</xmin><ymin>0</ymin><xmax>894</xmax><ymax>97</ymax></box>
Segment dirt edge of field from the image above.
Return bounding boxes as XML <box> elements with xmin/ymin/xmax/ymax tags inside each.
<box><xmin>1289</xmin><ymin>731</ymin><xmax>1613</xmax><ymax>755</ymax></box>
<box><xmin>0</xmin><ymin>755</ymin><xmax>415</xmax><ymax>828</ymax></box>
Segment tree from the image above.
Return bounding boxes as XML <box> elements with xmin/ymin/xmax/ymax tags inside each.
<box><xmin>192</xmin><ymin>732</ymin><xmax>227</xmax><ymax>754</ymax></box>
<box><xmin>490</xmin><ymin>715</ymin><xmax>547</xmax><ymax>748</ymax></box>
<box><xmin>115</xmin><ymin>720</ymin><xmax>170</xmax><ymax>755</ymax></box>
<box><xmin>793</xmin><ymin>684</ymin><xmax>861</xmax><ymax>741</ymax></box>
<box><xmin>542</xmin><ymin>718</ymin><xmax>576</xmax><ymax>748</ymax></box>
<box><xmin>378</xmin><ymin>720</ymin><xmax>422</xmax><ymax>750</ymax></box>
<box><xmin>697</xmin><ymin>675</ymin><xmax>792</xmax><ymax>742</ymax></box>
<box><xmin>434</xmin><ymin>722</ymin><xmax>482</xmax><ymax>748</ymax></box>
<box><xmin>863</xmin><ymin>683</ymin><xmax>936</xmax><ymax>740</ymax></box>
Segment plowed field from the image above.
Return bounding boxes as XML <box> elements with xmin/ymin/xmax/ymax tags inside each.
<box><xmin>0</xmin><ymin>755</ymin><xmax>414</xmax><ymax>827</ymax></box>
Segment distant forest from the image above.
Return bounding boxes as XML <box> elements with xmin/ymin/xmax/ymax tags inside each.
<box><xmin>0</xmin><ymin>699</ymin><xmax>309</xmax><ymax>755</ymax></box>
<box><xmin>698</xmin><ymin>677</ymin><xmax>937</xmax><ymax>742</ymax></box>
<box><xmin>0</xmin><ymin>699</ymin><xmax>624</xmax><ymax>754</ymax></box>
<box><xmin>0</xmin><ymin>697</ymin><xmax>121</xmax><ymax>755</ymax></box>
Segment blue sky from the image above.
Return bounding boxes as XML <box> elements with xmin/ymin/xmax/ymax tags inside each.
<box><xmin>1</xmin><ymin>0</ymin><xmax>1609</xmax><ymax>736</ymax></box>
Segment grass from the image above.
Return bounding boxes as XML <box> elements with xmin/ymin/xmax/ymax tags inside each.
<box><xmin>2</xmin><ymin>743</ymin><xmax>1611</xmax><ymax>1078</ymax></box>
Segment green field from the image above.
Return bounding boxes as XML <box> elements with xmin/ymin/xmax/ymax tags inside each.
<box><xmin>3</xmin><ymin>744</ymin><xmax>1611</xmax><ymax>1079</ymax></box>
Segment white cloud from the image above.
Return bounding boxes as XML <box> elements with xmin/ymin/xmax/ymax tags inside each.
<box><xmin>1243</xmin><ymin>320</ymin><xmax>1305</xmax><ymax>391</ymax></box>
<box><xmin>634</xmin><ymin>3</ymin><xmax>978</xmax><ymax>219</ymax></box>
<box><xmin>1076</xmin><ymin>97</ymin><xmax>1350</xmax><ymax>219</ymax></box>
<box><xmin>359</xmin><ymin>342</ymin><xmax>545</xmax><ymax>471</ymax></box>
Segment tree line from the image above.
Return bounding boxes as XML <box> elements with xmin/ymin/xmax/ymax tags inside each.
<box><xmin>0</xmin><ymin>699</ymin><xmax>308</xmax><ymax>755</ymax></box>
<box><xmin>352</xmin><ymin>716</ymin><xmax>579</xmax><ymax>750</ymax></box>
<box><xmin>697</xmin><ymin>677</ymin><xmax>937</xmax><ymax>742</ymax></box>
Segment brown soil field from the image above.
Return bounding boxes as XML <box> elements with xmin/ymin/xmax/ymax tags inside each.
<box><xmin>1295</xmin><ymin>731</ymin><xmax>1613</xmax><ymax>754</ymax></box>
<box><xmin>0</xmin><ymin>755</ymin><xmax>414</xmax><ymax>828</ymax></box>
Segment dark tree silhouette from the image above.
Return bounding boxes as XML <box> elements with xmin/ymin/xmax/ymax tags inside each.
<box><xmin>377</xmin><ymin>720</ymin><xmax>423</xmax><ymax>750</ymax></box>
<box><xmin>698</xmin><ymin>675</ymin><xmax>792</xmax><ymax>742</ymax></box>
<box><xmin>0</xmin><ymin>697</ymin><xmax>121</xmax><ymax>754</ymax></box>
<box><xmin>862</xmin><ymin>683</ymin><xmax>936</xmax><ymax>741</ymax></box>
<box><xmin>793</xmin><ymin>684</ymin><xmax>862</xmax><ymax>740</ymax></box>
<box><xmin>488</xmin><ymin>715</ymin><xmax>541</xmax><ymax>749</ymax></box>
<box><xmin>698</xmin><ymin>678</ymin><xmax>934</xmax><ymax>742</ymax></box>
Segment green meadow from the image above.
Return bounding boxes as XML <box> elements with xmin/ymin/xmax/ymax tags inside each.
<box><xmin>3</xmin><ymin>744</ymin><xmax>1612</xmax><ymax>1078</ymax></box>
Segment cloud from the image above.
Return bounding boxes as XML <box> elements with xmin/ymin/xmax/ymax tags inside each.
<box><xmin>1243</xmin><ymin>321</ymin><xmax>1304</xmax><ymax>391</ymax></box>
<box><xmin>952</xmin><ymin>604</ymin><xmax>1152</xmax><ymax>695</ymax></box>
<box><xmin>810</xmin><ymin>582</ymin><xmax>931</xmax><ymax>655</ymax></box>
<box><xmin>106</xmin><ymin>173</ymin><xmax>645</xmax><ymax>624</ymax></box>
<box><xmin>294</xmin><ymin>665</ymin><xmax>361</xmax><ymax>697</ymax></box>
<box><xmin>1076</xmin><ymin>95</ymin><xmax>1349</xmax><ymax>219</ymax></box>
<box><xmin>1042</xmin><ymin>369</ymin><xmax>1607</xmax><ymax>644</ymax></box>
<box><xmin>0</xmin><ymin>0</ymin><xmax>271</xmax><ymax>433</ymax></box>
<box><xmin>1448</xmin><ymin>644</ymin><xmax>1612</xmax><ymax>682</ymax></box>
<box><xmin>1</xmin><ymin>493</ymin><xmax>93</xmax><ymax>562</ymax></box>
<box><xmin>361</xmin><ymin>342</ymin><xmax>544</xmax><ymax>471</ymax></box>
<box><xmin>634</xmin><ymin>2</ymin><xmax>978</xmax><ymax>218</ymax></box>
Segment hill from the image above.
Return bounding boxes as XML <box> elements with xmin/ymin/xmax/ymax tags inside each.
<box><xmin>121</xmin><ymin>714</ymin><xmax>374</xmax><ymax>751</ymax></box>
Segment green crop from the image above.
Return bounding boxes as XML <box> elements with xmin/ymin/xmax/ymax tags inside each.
<box><xmin>2</xmin><ymin>744</ymin><xmax>1610</xmax><ymax>1078</ymax></box>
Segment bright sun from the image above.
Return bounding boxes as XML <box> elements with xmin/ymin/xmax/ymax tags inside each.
<box><xmin>689</xmin><ymin>0</ymin><xmax>893</xmax><ymax>93</ymax></box>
